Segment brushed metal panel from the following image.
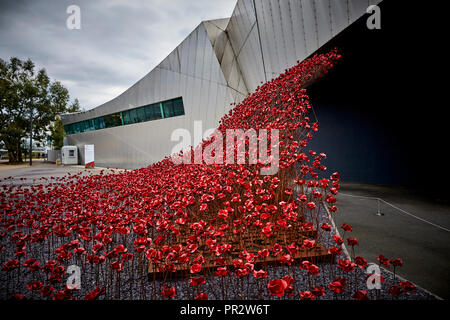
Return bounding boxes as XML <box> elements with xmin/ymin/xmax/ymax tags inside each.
<box><xmin>300</xmin><ymin>0</ymin><xmax>319</xmax><ymax>56</ymax></box>
<box><xmin>202</xmin><ymin>36</ymin><xmax>214</xmax><ymax>83</ymax></box>
<box><xmin>160</xmin><ymin>66</ymin><xmax>168</xmax><ymax>100</ymax></box>
<box><xmin>194</xmin><ymin>25</ymin><xmax>206</xmax><ymax>80</ymax></box>
<box><xmin>205</xmin><ymin>80</ymin><xmax>217</xmax><ymax>127</ymax></box>
<box><xmin>178</xmin><ymin>36</ymin><xmax>190</xmax><ymax>76</ymax></box>
<box><xmin>209</xmin><ymin>17</ymin><xmax>229</xmax><ymax>31</ymax></box>
<box><xmin>227</xmin><ymin>0</ymin><xmax>256</xmax><ymax>55</ymax></box>
<box><xmin>235</xmin><ymin>25</ymin><xmax>265</xmax><ymax>93</ymax></box>
<box><xmin>153</xmin><ymin>67</ymin><xmax>161</xmax><ymax>102</ymax></box>
<box><xmin>267</xmin><ymin>0</ymin><xmax>288</xmax><ymax>77</ymax></box>
<box><xmin>228</xmin><ymin>59</ymin><xmax>240</xmax><ymax>92</ymax></box>
<box><xmin>220</xmin><ymin>40</ymin><xmax>235</xmax><ymax>83</ymax></box>
<box><xmin>349</xmin><ymin>0</ymin><xmax>369</xmax><ymax>24</ymax></box>
<box><xmin>288</xmin><ymin>0</ymin><xmax>307</xmax><ymax>64</ymax></box>
<box><xmin>255</xmin><ymin>0</ymin><xmax>276</xmax><ymax>78</ymax></box>
<box><xmin>187</xmin><ymin>28</ymin><xmax>198</xmax><ymax>79</ymax></box>
<box><xmin>315</xmin><ymin>0</ymin><xmax>332</xmax><ymax>47</ymax></box>
<box><xmin>203</xmin><ymin>21</ymin><xmax>221</xmax><ymax>45</ymax></box>
<box><xmin>212</xmin><ymin>30</ymin><xmax>228</xmax><ymax>63</ymax></box>
<box><xmin>331</xmin><ymin>0</ymin><xmax>349</xmax><ymax>36</ymax></box>
<box><xmin>278</xmin><ymin>0</ymin><xmax>297</xmax><ymax>72</ymax></box>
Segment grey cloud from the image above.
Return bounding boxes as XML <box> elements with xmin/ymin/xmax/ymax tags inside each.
<box><xmin>0</xmin><ymin>0</ymin><xmax>236</xmax><ymax>109</ymax></box>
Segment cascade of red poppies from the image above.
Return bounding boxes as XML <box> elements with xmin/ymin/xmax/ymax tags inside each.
<box><xmin>0</xmin><ymin>49</ymin><xmax>414</xmax><ymax>300</ymax></box>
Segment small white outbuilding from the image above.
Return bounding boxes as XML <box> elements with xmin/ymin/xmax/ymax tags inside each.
<box><xmin>61</xmin><ymin>146</ymin><xmax>78</xmax><ymax>165</ymax></box>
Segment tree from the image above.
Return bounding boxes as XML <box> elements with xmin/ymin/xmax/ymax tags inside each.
<box><xmin>49</xmin><ymin>99</ymin><xmax>81</xmax><ymax>150</ymax></box>
<box><xmin>0</xmin><ymin>57</ymin><xmax>78</xmax><ymax>162</ymax></box>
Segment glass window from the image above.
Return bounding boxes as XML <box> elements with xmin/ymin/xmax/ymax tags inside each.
<box><xmin>94</xmin><ymin>117</ymin><xmax>105</xmax><ymax>130</ymax></box>
<box><xmin>128</xmin><ymin>109</ymin><xmax>137</xmax><ymax>124</ymax></box>
<box><xmin>145</xmin><ymin>104</ymin><xmax>162</xmax><ymax>121</ymax></box>
<box><xmin>64</xmin><ymin>125</ymin><xmax>71</xmax><ymax>135</ymax></box>
<box><xmin>81</xmin><ymin>121</ymin><xmax>87</xmax><ymax>132</ymax></box>
<box><xmin>122</xmin><ymin>110</ymin><xmax>131</xmax><ymax>125</ymax></box>
<box><xmin>85</xmin><ymin>119</ymin><xmax>95</xmax><ymax>132</ymax></box>
<box><xmin>73</xmin><ymin>122</ymin><xmax>81</xmax><ymax>133</ymax></box>
<box><xmin>104</xmin><ymin>113</ymin><xmax>122</xmax><ymax>128</ymax></box>
<box><xmin>136</xmin><ymin>107</ymin><xmax>146</xmax><ymax>122</ymax></box>
<box><xmin>64</xmin><ymin>97</ymin><xmax>185</xmax><ymax>134</ymax></box>
<box><xmin>162</xmin><ymin>100</ymin><xmax>174</xmax><ymax>118</ymax></box>
<box><xmin>173</xmin><ymin>98</ymin><xmax>185</xmax><ymax>116</ymax></box>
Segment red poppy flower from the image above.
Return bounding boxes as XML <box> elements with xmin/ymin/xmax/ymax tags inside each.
<box><xmin>301</xmin><ymin>222</ymin><xmax>315</xmax><ymax>231</ymax></box>
<box><xmin>195</xmin><ymin>292</ymin><xmax>208</xmax><ymax>300</ymax></box>
<box><xmin>328</xmin><ymin>280</ymin><xmax>344</xmax><ymax>294</ymax></box>
<box><xmin>328</xmin><ymin>246</ymin><xmax>342</xmax><ymax>255</ymax></box>
<box><xmin>299</xmin><ymin>291</ymin><xmax>315</xmax><ymax>300</ymax></box>
<box><xmin>84</xmin><ymin>286</ymin><xmax>106</xmax><ymax>300</ymax></box>
<box><xmin>354</xmin><ymin>256</ymin><xmax>367</xmax><ymax>269</ymax></box>
<box><xmin>286</xmin><ymin>242</ymin><xmax>299</xmax><ymax>255</ymax></box>
<box><xmin>40</xmin><ymin>285</ymin><xmax>54</xmax><ymax>297</ymax></box>
<box><xmin>300</xmin><ymin>260</ymin><xmax>311</xmax><ymax>270</ymax></box>
<box><xmin>399</xmin><ymin>281</ymin><xmax>415</xmax><ymax>293</ymax></box>
<box><xmin>267</xmin><ymin>279</ymin><xmax>288</xmax><ymax>297</ymax></box>
<box><xmin>272</xmin><ymin>243</ymin><xmax>283</xmax><ymax>256</ymax></box>
<box><xmin>377</xmin><ymin>254</ymin><xmax>390</xmax><ymax>267</ymax></box>
<box><xmin>190</xmin><ymin>263</ymin><xmax>203</xmax><ymax>274</ymax></box>
<box><xmin>258</xmin><ymin>249</ymin><xmax>270</xmax><ymax>258</ymax></box>
<box><xmin>190</xmin><ymin>276</ymin><xmax>206</xmax><ymax>286</ymax></box>
<box><xmin>114</xmin><ymin>244</ymin><xmax>127</xmax><ymax>254</ymax></box>
<box><xmin>341</xmin><ymin>223</ymin><xmax>352</xmax><ymax>232</ymax></box>
<box><xmin>302</xmin><ymin>239</ymin><xmax>315</xmax><ymax>250</ymax></box>
<box><xmin>311</xmin><ymin>286</ymin><xmax>325</xmax><ymax>297</ymax></box>
<box><xmin>92</xmin><ymin>242</ymin><xmax>104</xmax><ymax>253</ymax></box>
<box><xmin>282</xmin><ymin>275</ymin><xmax>295</xmax><ymax>295</ymax></box>
<box><xmin>391</xmin><ymin>258</ymin><xmax>403</xmax><ymax>267</ymax></box>
<box><xmin>306</xmin><ymin>202</ymin><xmax>316</xmax><ymax>210</ymax></box>
<box><xmin>389</xmin><ymin>285</ymin><xmax>402</xmax><ymax>297</ymax></box>
<box><xmin>26</xmin><ymin>281</ymin><xmax>43</xmax><ymax>291</ymax></box>
<box><xmin>11</xmin><ymin>294</ymin><xmax>25</xmax><ymax>300</ymax></box>
<box><xmin>262</xmin><ymin>224</ymin><xmax>273</xmax><ymax>237</ymax></box>
<box><xmin>218</xmin><ymin>209</ymin><xmax>229</xmax><ymax>219</ymax></box>
<box><xmin>253</xmin><ymin>269</ymin><xmax>268</xmax><ymax>279</ymax></box>
<box><xmin>320</xmin><ymin>223</ymin><xmax>331</xmax><ymax>231</ymax></box>
<box><xmin>338</xmin><ymin>259</ymin><xmax>355</xmax><ymax>272</ymax></box>
<box><xmin>347</xmin><ymin>237</ymin><xmax>358</xmax><ymax>246</ymax></box>
<box><xmin>2</xmin><ymin>259</ymin><xmax>19</xmax><ymax>272</ymax></box>
<box><xmin>333</xmin><ymin>235</ymin><xmax>343</xmax><ymax>245</ymax></box>
<box><xmin>307</xmin><ymin>264</ymin><xmax>320</xmax><ymax>275</ymax></box>
<box><xmin>215</xmin><ymin>266</ymin><xmax>229</xmax><ymax>277</ymax></box>
<box><xmin>161</xmin><ymin>285</ymin><xmax>176</xmax><ymax>298</ymax></box>
<box><xmin>352</xmin><ymin>290</ymin><xmax>369</xmax><ymax>300</ymax></box>
<box><xmin>111</xmin><ymin>261</ymin><xmax>123</xmax><ymax>271</ymax></box>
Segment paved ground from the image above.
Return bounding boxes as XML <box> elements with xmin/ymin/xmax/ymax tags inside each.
<box><xmin>334</xmin><ymin>182</ymin><xmax>450</xmax><ymax>299</ymax></box>
<box><xmin>0</xmin><ymin>160</ymin><xmax>125</xmax><ymax>184</ymax></box>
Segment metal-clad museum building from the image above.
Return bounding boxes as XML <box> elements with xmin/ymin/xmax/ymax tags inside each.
<box><xmin>61</xmin><ymin>0</ymin><xmax>380</xmax><ymax>169</ymax></box>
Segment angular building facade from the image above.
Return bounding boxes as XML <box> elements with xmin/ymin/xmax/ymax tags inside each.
<box><xmin>61</xmin><ymin>0</ymin><xmax>381</xmax><ymax>169</ymax></box>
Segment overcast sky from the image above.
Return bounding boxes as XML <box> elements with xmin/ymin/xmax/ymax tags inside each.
<box><xmin>0</xmin><ymin>0</ymin><xmax>237</xmax><ymax>110</ymax></box>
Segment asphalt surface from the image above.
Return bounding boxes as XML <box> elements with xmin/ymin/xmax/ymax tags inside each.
<box><xmin>334</xmin><ymin>182</ymin><xmax>450</xmax><ymax>299</ymax></box>
<box><xmin>0</xmin><ymin>160</ymin><xmax>125</xmax><ymax>184</ymax></box>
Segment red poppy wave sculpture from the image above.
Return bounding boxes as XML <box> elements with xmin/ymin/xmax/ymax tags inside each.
<box><xmin>0</xmin><ymin>49</ymin><xmax>413</xmax><ymax>300</ymax></box>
